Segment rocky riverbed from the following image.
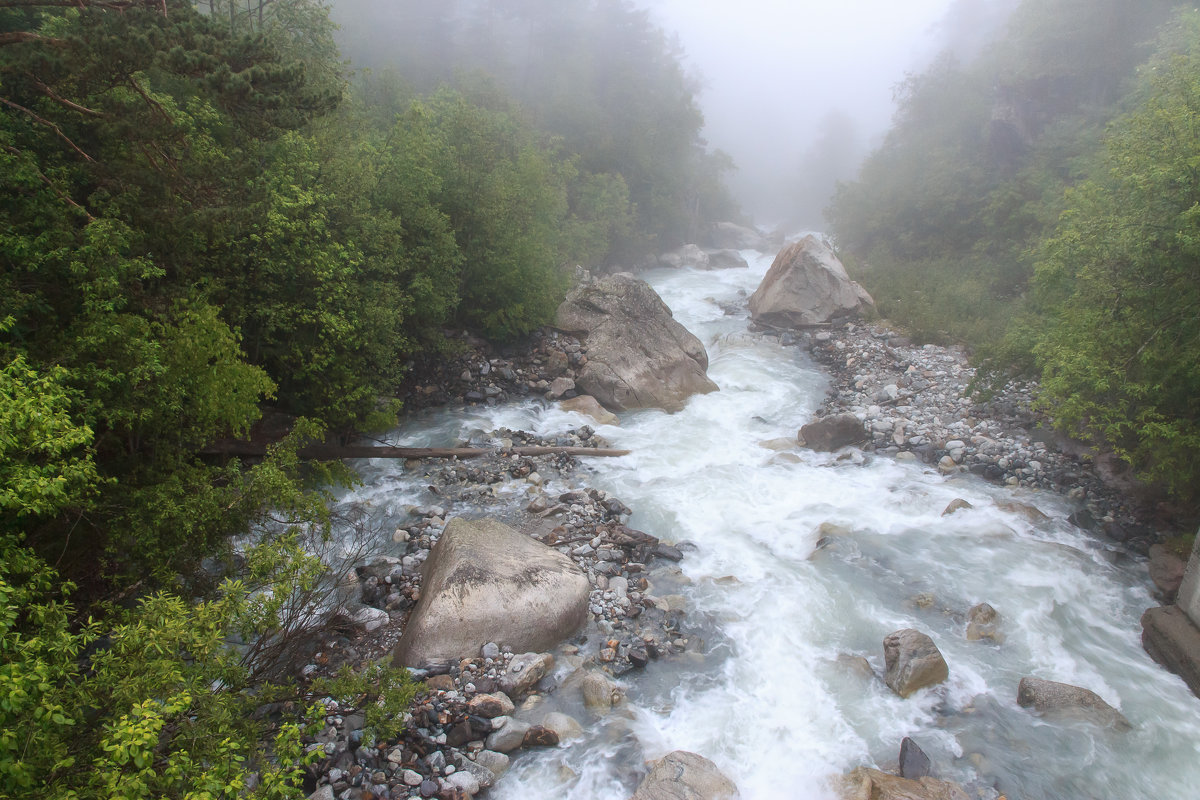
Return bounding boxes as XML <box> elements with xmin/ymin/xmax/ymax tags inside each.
<box><xmin>294</xmin><ymin>302</ymin><xmax>1191</xmax><ymax>800</ymax></box>
<box><xmin>295</xmin><ymin>420</ymin><xmax>705</xmax><ymax>800</ymax></box>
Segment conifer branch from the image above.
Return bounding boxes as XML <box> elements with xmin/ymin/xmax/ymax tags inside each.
<box><xmin>0</xmin><ymin>95</ymin><xmax>95</xmax><ymax>161</ymax></box>
<box><xmin>2</xmin><ymin>143</ymin><xmax>96</xmax><ymax>221</ymax></box>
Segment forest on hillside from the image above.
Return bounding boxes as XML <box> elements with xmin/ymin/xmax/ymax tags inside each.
<box><xmin>828</xmin><ymin>0</ymin><xmax>1200</xmax><ymax>503</ymax></box>
<box><xmin>0</xmin><ymin>1</ymin><xmax>735</xmax><ymax>795</ymax></box>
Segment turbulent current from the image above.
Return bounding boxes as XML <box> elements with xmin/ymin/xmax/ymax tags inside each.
<box><xmin>349</xmin><ymin>253</ymin><xmax>1200</xmax><ymax>799</ymax></box>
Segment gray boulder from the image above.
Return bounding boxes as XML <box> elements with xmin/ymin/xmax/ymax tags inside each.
<box><xmin>498</xmin><ymin>652</ymin><xmax>555</xmax><ymax>697</ymax></box>
<box><xmin>883</xmin><ymin>629</ymin><xmax>949</xmax><ymax>698</ymax></box>
<box><xmin>485</xmin><ymin>717</ymin><xmax>531</xmax><ymax>753</ymax></box>
<box><xmin>392</xmin><ymin>518</ymin><xmax>589</xmax><ymax>667</ymax></box>
<box><xmin>659</xmin><ymin>244</ymin><xmax>710</xmax><ymax>269</ymax></box>
<box><xmin>799</xmin><ymin>413</ymin><xmax>867</xmax><ymax>452</ymax></box>
<box><xmin>1142</xmin><ymin>605</ymin><xmax>1200</xmax><ymax>699</ymax></box>
<box><xmin>629</xmin><ymin>751</ymin><xmax>740</xmax><ymax>800</ymax></box>
<box><xmin>705</xmin><ymin>221</ymin><xmax>770</xmax><ymax>251</ymax></box>
<box><xmin>701</xmin><ymin>249</ymin><xmax>750</xmax><ymax>270</ymax></box>
<box><xmin>749</xmin><ymin>235</ymin><xmax>874</xmax><ymax>328</ymax></box>
<box><xmin>1016</xmin><ymin>676</ymin><xmax>1131</xmax><ymax>730</ymax></box>
<box><xmin>555</xmin><ymin>274</ymin><xmax>718</xmax><ymax>412</ymax></box>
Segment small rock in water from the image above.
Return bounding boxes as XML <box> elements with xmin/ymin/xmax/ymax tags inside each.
<box><xmin>899</xmin><ymin>737</ymin><xmax>932</xmax><ymax>779</ymax></box>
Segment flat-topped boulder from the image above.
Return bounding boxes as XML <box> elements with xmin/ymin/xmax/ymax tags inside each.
<box><xmin>1016</xmin><ymin>676</ymin><xmax>1131</xmax><ymax>730</ymax></box>
<box><xmin>555</xmin><ymin>274</ymin><xmax>718</xmax><ymax>412</ymax></box>
<box><xmin>749</xmin><ymin>235</ymin><xmax>874</xmax><ymax>327</ymax></box>
<box><xmin>705</xmin><ymin>221</ymin><xmax>770</xmax><ymax>251</ymax></box>
<box><xmin>837</xmin><ymin>768</ymin><xmax>970</xmax><ymax>800</ymax></box>
<box><xmin>629</xmin><ymin>751</ymin><xmax>739</xmax><ymax>800</ymax></box>
<box><xmin>392</xmin><ymin>518</ymin><xmax>590</xmax><ymax>667</ymax></box>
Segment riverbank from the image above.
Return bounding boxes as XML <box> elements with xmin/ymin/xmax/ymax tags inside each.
<box><xmin>763</xmin><ymin>320</ymin><xmax>1191</xmax><ymax>549</ymax></box>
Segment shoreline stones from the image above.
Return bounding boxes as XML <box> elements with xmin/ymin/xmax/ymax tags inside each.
<box><xmin>296</xmin><ymin>421</ymin><xmax>706</xmax><ymax>799</ymax></box>
<box><xmin>788</xmin><ymin>319</ymin><xmax>1179</xmax><ymax>549</ymax></box>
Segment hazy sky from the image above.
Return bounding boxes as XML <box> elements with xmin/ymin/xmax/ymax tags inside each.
<box><xmin>641</xmin><ymin>0</ymin><xmax>965</xmax><ymax>222</ymax></box>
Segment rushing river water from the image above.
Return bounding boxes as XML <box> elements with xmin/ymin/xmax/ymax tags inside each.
<box><xmin>348</xmin><ymin>252</ymin><xmax>1200</xmax><ymax>800</ymax></box>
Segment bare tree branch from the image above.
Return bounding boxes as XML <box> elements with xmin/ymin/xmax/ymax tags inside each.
<box><xmin>0</xmin><ymin>31</ymin><xmax>69</xmax><ymax>47</ymax></box>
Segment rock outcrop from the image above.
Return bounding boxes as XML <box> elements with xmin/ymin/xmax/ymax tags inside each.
<box><xmin>799</xmin><ymin>413</ymin><xmax>867</xmax><ymax>452</ymax></box>
<box><xmin>392</xmin><ymin>518</ymin><xmax>590</xmax><ymax>667</ymax></box>
<box><xmin>555</xmin><ymin>274</ymin><xmax>718</xmax><ymax>412</ymax></box>
<box><xmin>629</xmin><ymin>751</ymin><xmax>740</xmax><ymax>800</ymax></box>
<box><xmin>1016</xmin><ymin>676</ymin><xmax>1131</xmax><ymax>730</ymax></box>
<box><xmin>883</xmin><ymin>629</ymin><xmax>949</xmax><ymax>698</ymax></box>
<box><xmin>748</xmin><ymin>235</ymin><xmax>874</xmax><ymax>328</ymax></box>
<box><xmin>1142</xmin><ymin>605</ymin><xmax>1200</xmax><ymax>699</ymax></box>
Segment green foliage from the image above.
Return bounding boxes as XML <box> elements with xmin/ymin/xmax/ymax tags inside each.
<box><xmin>1032</xmin><ymin>11</ymin><xmax>1200</xmax><ymax>497</ymax></box>
<box><xmin>331</xmin><ymin>0</ymin><xmax>739</xmax><ymax>258</ymax></box>
<box><xmin>0</xmin><ymin>534</ymin><xmax>335</xmax><ymax>799</ymax></box>
<box><xmin>0</xmin><ymin>344</ymin><xmax>101</xmax><ymax>520</ymax></box>
<box><xmin>828</xmin><ymin>0</ymin><xmax>1183</xmax><ymax>352</ymax></box>
<box><xmin>312</xmin><ymin>661</ymin><xmax>421</xmax><ymax>748</ymax></box>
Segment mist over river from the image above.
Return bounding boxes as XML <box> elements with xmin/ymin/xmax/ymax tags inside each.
<box><xmin>347</xmin><ymin>252</ymin><xmax>1200</xmax><ymax>800</ymax></box>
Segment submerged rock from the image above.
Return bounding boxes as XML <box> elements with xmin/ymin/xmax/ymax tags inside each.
<box><xmin>965</xmin><ymin>603</ymin><xmax>1003</xmax><ymax>643</ymax></box>
<box><xmin>883</xmin><ymin>629</ymin><xmax>949</xmax><ymax>698</ymax></box>
<box><xmin>555</xmin><ymin>273</ymin><xmax>718</xmax><ymax>412</ymax></box>
<box><xmin>629</xmin><ymin>751</ymin><xmax>740</xmax><ymax>800</ymax></box>
<box><xmin>392</xmin><ymin>518</ymin><xmax>589</xmax><ymax>667</ymax></box>
<box><xmin>748</xmin><ymin>235</ymin><xmax>874</xmax><ymax>328</ymax></box>
<box><xmin>1016</xmin><ymin>676</ymin><xmax>1131</xmax><ymax>731</ymax></box>
<box><xmin>560</xmin><ymin>394</ymin><xmax>620</xmax><ymax>426</ymax></box>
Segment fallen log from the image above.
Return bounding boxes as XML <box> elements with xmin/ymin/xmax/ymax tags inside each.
<box><xmin>201</xmin><ymin>443</ymin><xmax>631</xmax><ymax>460</ymax></box>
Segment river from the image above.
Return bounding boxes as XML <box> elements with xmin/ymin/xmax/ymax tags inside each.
<box><xmin>349</xmin><ymin>251</ymin><xmax>1200</xmax><ymax>799</ymax></box>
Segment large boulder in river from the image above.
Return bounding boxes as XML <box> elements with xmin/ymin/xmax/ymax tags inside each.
<box><xmin>629</xmin><ymin>751</ymin><xmax>740</xmax><ymax>800</ymax></box>
<box><xmin>555</xmin><ymin>274</ymin><xmax>718</xmax><ymax>412</ymax></box>
<box><xmin>799</xmin><ymin>413</ymin><xmax>867</xmax><ymax>452</ymax></box>
<box><xmin>702</xmin><ymin>249</ymin><xmax>750</xmax><ymax>270</ymax></box>
<box><xmin>883</xmin><ymin>629</ymin><xmax>949</xmax><ymax>698</ymax></box>
<box><xmin>1016</xmin><ymin>676</ymin><xmax>1131</xmax><ymax>730</ymax></box>
<box><xmin>704</xmin><ymin>221</ymin><xmax>770</xmax><ymax>251</ymax></box>
<box><xmin>748</xmin><ymin>235</ymin><xmax>874</xmax><ymax>328</ymax></box>
<box><xmin>837</xmin><ymin>768</ymin><xmax>970</xmax><ymax>800</ymax></box>
<box><xmin>392</xmin><ymin>518</ymin><xmax>589</xmax><ymax>667</ymax></box>
<box><xmin>659</xmin><ymin>244</ymin><xmax>710</xmax><ymax>269</ymax></box>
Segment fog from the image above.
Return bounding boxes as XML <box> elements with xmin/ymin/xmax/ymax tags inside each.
<box><xmin>326</xmin><ymin>0</ymin><xmax>1018</xmax><ymax>231</ymax></box>
<box><xmin>640</xmin><ymin>0</ymin><xmax>1016</xmax><ymax>226</ymax></box>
